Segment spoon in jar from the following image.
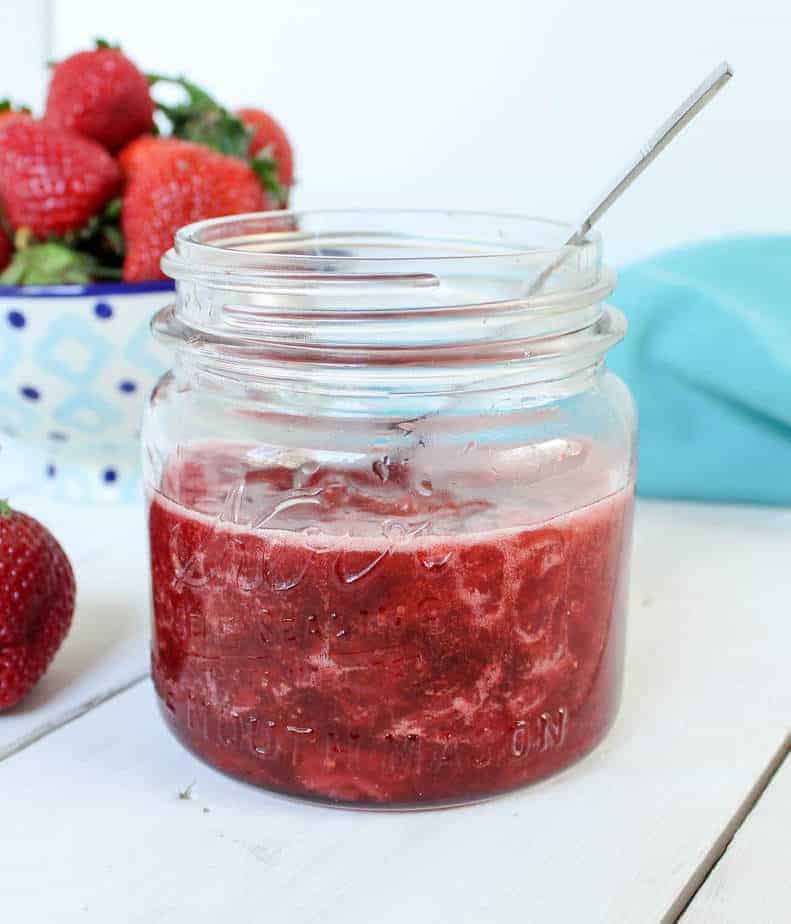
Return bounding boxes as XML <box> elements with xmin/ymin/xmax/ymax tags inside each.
<box><xmin>528</xmin><ymin>60</ymin><xmax>733</xmax><ymax>296</ymax></box>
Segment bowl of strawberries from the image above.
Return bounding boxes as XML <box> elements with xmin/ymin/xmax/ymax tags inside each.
<box><xmin>0</xmin><ymin>40</ymin><xmax>294</xmax><ymax>500</ymax></box>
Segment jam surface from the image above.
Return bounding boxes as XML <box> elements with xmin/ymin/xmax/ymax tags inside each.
<box><xmin>149</xmin><ymin>445</ymin><xmax>633</xmax><ymax>806</ymax></box>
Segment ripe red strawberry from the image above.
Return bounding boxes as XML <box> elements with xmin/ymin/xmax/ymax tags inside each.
<box><xmin>45</xmin><ymin>44</ymin><xmax>154</xmax><ymax>152</ymax></box>
<box><xmin>0</xmin><ymin>226</ymin><xmax>11</xmax><ymax>272</ymax></box>
<box><xmin>0</xmin><ymin>120</ymin><xmax>121</xmax><ymax>237</ymax></box>
<box><xmin>0</xmin><ymin>502</ymin><xmax>75</xmax><ymax>711</ymax></box>
<box><xmin>120</xmin><ymin>137</ymin><xmax>270</xmax><ymax>281</ymax></box>
<box><xmin>238</xmin><ymin>107</ymin><xmax>294</xmax><ymax>192</ymax></box>
<box><xmin>117</xmin><ymin>134</ymin><xmax>160</xmax><ymax>177</ymax></box>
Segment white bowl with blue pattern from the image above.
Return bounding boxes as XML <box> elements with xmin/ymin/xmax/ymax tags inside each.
<box><xmin>0</xmin><ymin>281</ymin><xmax>174</xmax><ymax>502</ymax></box>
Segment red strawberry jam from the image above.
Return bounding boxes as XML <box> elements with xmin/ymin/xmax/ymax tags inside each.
<box><xmin>149</xmin><ymin>443</ymin><xmax>633</xmax><ymax>806</ymax></box>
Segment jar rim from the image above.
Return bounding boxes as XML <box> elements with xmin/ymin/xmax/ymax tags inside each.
<box><xmin>163</xmin><ymin>208</ymin><xmax>602</xmax><ymax>276</ymax></box>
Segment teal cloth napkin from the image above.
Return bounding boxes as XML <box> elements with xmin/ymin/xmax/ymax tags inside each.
<box><xmin>608</xmin><ymin>236</ymin><xmax>791</xmax><ymax>505</ymax></box>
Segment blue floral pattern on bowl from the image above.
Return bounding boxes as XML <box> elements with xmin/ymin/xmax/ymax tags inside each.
<box><xmin>0</xmin><ymin>281</ymin><xmax>174</xmax><ymax>501</ymax></box>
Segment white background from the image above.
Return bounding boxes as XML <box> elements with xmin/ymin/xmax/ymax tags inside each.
<box><xmin>0</xmin><ymin>0</ymin><xmax>789</xmax><ymax>263</ymax></box>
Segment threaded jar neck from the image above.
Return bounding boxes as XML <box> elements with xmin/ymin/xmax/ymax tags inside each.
<box><xmin>155</xmin><ymin>210</ymin><xmax>623</xmax><ymax>407</ymax></box>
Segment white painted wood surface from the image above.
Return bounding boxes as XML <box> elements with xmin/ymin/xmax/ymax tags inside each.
<box><xmin>682</xmin><ymin>751</ymin><xmax>790</xmax><ymax>924</ymax></box>
<box><xmin>0</xmin><ymin>498</ymin><xmax>789</xmax><ymax>923</ymax></box>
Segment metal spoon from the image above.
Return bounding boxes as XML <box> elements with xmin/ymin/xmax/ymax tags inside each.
<box><xmin>528</xmin><ymin>60</ymin><xmax>734</xmax><ymax>295</ymax></box>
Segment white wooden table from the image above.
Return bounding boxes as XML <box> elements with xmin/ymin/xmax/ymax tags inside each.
<box><xmin>1</xmin><ymin>497</ymin><xmax>788</xmax><ymax>923</ymax></box>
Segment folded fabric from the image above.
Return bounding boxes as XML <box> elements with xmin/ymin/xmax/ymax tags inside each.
<box><xmin>607</xmin><ymin>236</ymin><xmax>791</xmax><ymax>505</ymax></box>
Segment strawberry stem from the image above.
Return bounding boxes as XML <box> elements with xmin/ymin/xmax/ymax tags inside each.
<box><xmin>0</xmin><ymin>499</ymin><xmax>13</xmax><ymax>518</ymax></box>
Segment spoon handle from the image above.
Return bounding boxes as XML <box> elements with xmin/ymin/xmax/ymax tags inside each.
<box><xmin>569</xmin><ymin>60</ymin><xmax>733</xmax><ymax>245</ymax></box>
<box><xmin>528</xmin><ymin>61</ymin><xmax>733</xmax><ymax>296</ymax></box>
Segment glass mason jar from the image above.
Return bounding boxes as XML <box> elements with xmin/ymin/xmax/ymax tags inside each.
<box><xmin>143</xmin><ymin>210</ymin><xmax>637</xmax><ymax>809</ymax></box>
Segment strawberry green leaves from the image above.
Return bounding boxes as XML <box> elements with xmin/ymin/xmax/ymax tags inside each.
<box><xmin>69</xmin><ymin>197</ymin><xmax>125</xmax><ymax>272</ymax></box>
<box><xmin>0</xmin><ymin>221</ymin><xmax>122</xmax><ymax>286</ymax></box>
<box><xmin>251</xmin><ymin>151</ymin><xmax>288</xmax><ymax>208</ymax></box>
<box><xmin>148</xmin><ymin>75</ymin><xmax>250</xmax><ymax>160</ymax></box>
<box><xmin>0</xmin><ymin>99</ymin><xmax>31</xmax><ymax>116</ymax></box>
<box><xmin>1</xmin><ymin>240</ymin><xmax>105</xmax><ymax>285</ymax></box>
